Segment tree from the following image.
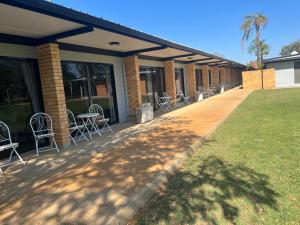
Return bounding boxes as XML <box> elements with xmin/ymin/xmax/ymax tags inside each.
<box><xmin>248</xmin><ymin>39</ymin><xmax>270</xmax><ymax>89</ymax></box>
<box><xmin>248</xmin><ymin>40</ymin><xmax>270</xmax><ymax>69</ymax></box>
<box><xmin>241</xmin><ymin>13</ymin><xmax>268</xmax><ymax>64</ymax></box>
<box><xmin>280</xmin><ymin>39</ymin><xmax>300</xmax><ymax>56</ymax></box>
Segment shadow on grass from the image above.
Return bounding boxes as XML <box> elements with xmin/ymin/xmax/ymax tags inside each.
<box><xmin>136</xmin><ymin>155</ymin><xmax>279</xmax><ymax>225</ymax></box>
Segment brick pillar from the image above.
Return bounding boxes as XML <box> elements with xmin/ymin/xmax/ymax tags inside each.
<box><xmin>37</xmin><ymin>43</ymin><xmax>69</xmax><ymax>147</ymax></box>
<box><xmin>186</xmin><ymin>63</ymin><xmax>196</xmax><ymax>98</ymax></box>
<box><xmin>202</xmin><ymin>65</ymin><xmax>209</xmax><ymax>89</ymax></box>
<box><xmin>164</xmin><ymin>60</ymin><xmax>176</xmax><ymax>101</ymax></box>
<box><xmin>124</xmin><ymin>55</ymin><xmax>142</xmax><ymax>115</ymax></box>
<box><xmin>219</xmin><ymin>67</ymin><xmax>226</xmax><ymax>84</ymax></box>
<box><xmin>225</xmin><ymin>67</ymin><xmax>230</xmax><ymax>84</ymax></box>
<box><xmin>211</xmin><ymin>66</ymin><xmax>220</xmax><ymax>86</ymax></box>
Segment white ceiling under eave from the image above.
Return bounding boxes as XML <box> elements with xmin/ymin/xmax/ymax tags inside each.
<box><xmin>59</xmin><ymin>28</ymin><xmax>160</xmax><ymax>52</ymax></box>
<box><xmin>0</xmin><ymin>3</ymin><xmax>84</xmax><ymax>38</ymax></box>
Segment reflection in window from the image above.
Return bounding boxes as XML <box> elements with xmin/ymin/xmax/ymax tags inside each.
<box><xmin>175</xmin><ymin>68</ymin><xmax>185</xmax><ymax>94</ymax></box>
<box><xmin>0</xmin><ymin>58</ymin><xmax>41</xmax><ymax>156</ymax></box>
<box><xmin>62</xmin><ymin>61</ymin><xmax>118</xmax><ymax>124</ymax></box>
<box><xmin>89</xmin><ymin>64</ymin><xmax>117</xmax><ymax>122</ymax></box>
<box><xmin>209</xmin><ymin>70</ymin><xmax>212</xmax><ymax>86</ymax></box>
<box><xmin>139</xmin><ymin>67</ymin><xmax>165</xmax><ymax>109</ymax></box>
<box><xmin>196</xmin><ymin>69</ymin><xmax>203</xmax><ymax>91</ymax></box>
<box><xmin>62</xmin><ymin>62</ymin><xmax>89</xmax><ymax>114</ymax></box>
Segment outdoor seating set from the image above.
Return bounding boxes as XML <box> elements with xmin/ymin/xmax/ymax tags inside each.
<box><xmin>0</xmin><ymin>104</ymin><xmax>113</xmax><ymax>173</ymax></box>
<box><xmin>154</xmin><ymin>91</ymin><xmax>191</xmax><ymax>112</ymax></box>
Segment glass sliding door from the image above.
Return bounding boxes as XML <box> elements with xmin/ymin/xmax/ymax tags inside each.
<box><xmin>139</xmin><ymin>67</ymin><xmax>165</xmax><ymax>109</ymax></box>
<box><xmin>152</xmin><ymin>67</ymin><xmax>165</xmax><ymax>97</ymax></box>
<box><xmin>140</xmin><ymin>67</ymin><xmax>153</xmax><ymax>104</ymax></box>
<box><xmin>62</xmin><ymin>62</ymin><xmax>90</xmax><ymax>114</ymax></box>
<box><xmin>89</xmin><ymin>63</ymin><xmax>118</xmax><ymax>122</ymax></box>
<box><xmin>208</xmin><ymin>69</ymin><xmax>212</xmax><ymax>87</ymax></box>
<box><xmin>195</xmin><ymin>69</ymin><xmax>203</xmax><ymax>91</ymax></box>
<box><xmin>0</xmin><ymin>57</ymin><xmax>42</xmax><ymax>158</ymax></box>
<box><xmin>62</xmin><ymin>61</ymin><xmax>118</xmax><ymax>124</ymax></box>
<box><xmin>175</xmin><ymin>68</ymin><xmax>185</xmax><ymax>94</ymax></box>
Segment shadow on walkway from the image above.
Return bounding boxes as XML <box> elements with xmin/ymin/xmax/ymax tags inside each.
<box><xmin>0</xmin><ymin>116</ymin><xmax>202</xmax><ymax>224</ymax></box>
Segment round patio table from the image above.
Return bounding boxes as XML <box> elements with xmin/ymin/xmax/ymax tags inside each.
<box><xmin>77</xmin><ymin>113</ymin><xmax>101</xmax><ymax>140</ymax></box>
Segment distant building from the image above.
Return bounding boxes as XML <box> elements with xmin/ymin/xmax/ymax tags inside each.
<box><xmin>264</xmin><ymin>54</ymin><xmax>300</xmax><ymax>88</ymax></box>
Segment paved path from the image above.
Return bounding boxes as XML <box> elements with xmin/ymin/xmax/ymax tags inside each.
<box><xmin>0</xmin><ymin>88</ymin><xmax>251</xmax><ymax>225</ymax></box>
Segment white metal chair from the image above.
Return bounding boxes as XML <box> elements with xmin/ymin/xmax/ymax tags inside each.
<box><xmin>67</xmin><ymin>109</ymin><xmax>89</xmax><ymax>145</ymax></box>
<box><xmin>89</xmin><ymin>104</ymin><xmax>113</xmax><ymax>134</ymax></box>
<box><xmin>154</xmin><ymin>93</ymin><xmax>171</xmax><ymax>112</ymax></box>
<box><xmin>0</xmin><ymin>121</ymin><xmax>25</xmax><ymax>173</ymax></box>
<box><xmin>30</xmin><ymin>113</ymin><xmax>59</xmax><ymax>156</ymax></box>
<box><xmin>163</xmin><ymin>92</ymin><xmax>177</xmax><ymax>109</ymax></box>
<box><xmin>178</xmin><ymin>90</ymin><xmax>191</xmax><ymax>104</ymax></box>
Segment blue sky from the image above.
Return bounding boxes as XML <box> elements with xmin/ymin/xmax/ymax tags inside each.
<box><xmin>54</xmin><ymin>0</ymin><xmax>300</xmax><ymax>64</ymax></box>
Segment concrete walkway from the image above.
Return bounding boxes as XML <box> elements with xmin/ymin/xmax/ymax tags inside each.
<box><xmin>0</xmin><ymin>88</ymin><xmax>251</xmax><ymax>225</ymax></box>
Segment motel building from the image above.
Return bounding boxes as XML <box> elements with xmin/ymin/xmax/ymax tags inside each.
<box><xmin>0</xmin><ymin>0</ymin><xmax>244</xmax><ymax>157</ymax></box>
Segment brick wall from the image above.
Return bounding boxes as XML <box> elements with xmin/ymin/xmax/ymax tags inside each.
<box><xmin>211</xmin><ymin>66</ymin><xmax>220</xmax><ymax>86</ymax></box>
<box><xmin>242</xmin><ymin>69</ymin><xmax>275</xmax><ymax>90</ymax></box>
<box><xmin>124</xmin><ymin>55</ymin><xmax>142</xmax><ymax>115</ymax></box>
<box><xmin>202</xmin><ymin>65</ymin><xmax>209</xmax><ymax>89</ymax></box>
<box><xmin>140</xmin><ymin>78</ymin><xmax>147</xmax><ymax>95</ymax></box>
<box><xmin>219</xmin><ymin>67</ymin><xmax>226</xmax><ymax>84</ymax></box>
<box><xmin>96</xmin><ymin>84</ymin><xmax>108</xmax><ymax>96</ymax></box>
<box><xmin>164</xmin><ymin>60</ymin><xmax>176</xmax><ymax>101</ymax></box>
<box><xmin>186</xmin><ymin>63</ymin><xmax>196</xmax><ymax>97</ymax></box>
<box><xmin>36</xmin><ymin>43</ymin><xmax>70</xmax><ymax>146</ymax></box>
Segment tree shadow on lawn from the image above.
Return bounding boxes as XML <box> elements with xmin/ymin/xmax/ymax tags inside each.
<box><xmin>136</xmin><ymin>155</ymin><xmax>279</xmax><ymax>225</ymax></box>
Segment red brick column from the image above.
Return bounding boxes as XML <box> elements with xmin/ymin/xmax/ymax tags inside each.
<box><xmin>186</xmin><ymin>63</ymin><xmax>196</xmax><ymax>98</ymax></box>
<box><xmin>202</xmin><ymin>65</ymin><xmax>209</xmax><ymax>89</ymax></box>
<box><xmin>211</xmin><ymin>66</ymin><xmax>220</xmax><ymax>86</ymax></box>
<box><xmin>124</xmin><ymin>55</ymin><xmax>142</xmax><ymax>115</ymax></box>
<box><xmin>219</xmin><ymin>67</ymin><xmax>226</xmax><ymax>84</ymax></box>
<box><xmin>164</xmin><ymin>60</ymin><xmax>176</xmax><ymax>101</ymax></box>
<box><xmin>36</xmin><ymin>43</ymin><xmax>70</xmax><ymax>147</ymax></box>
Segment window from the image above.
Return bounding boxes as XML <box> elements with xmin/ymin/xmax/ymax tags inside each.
<box><xmin>294</xmin><ymin>61</ymin><xmax>300</xmax><ymax>84</ymax></box>
<box><xmin>208</xmin><ymin>70</ymin><xmax>212</xmax><ymax>86</ymax></box>
<box><xmin>195</xmin><ymin>69</ymin><xmax>203</xmax><ymax>91</ymax></box>
<box><xmin>139</xmin><ymin>67</ymin><xmax>165</xmax><ymax>108</ymax></box>
<box><xmin>175</xmin><ymin>68</ymin><xmax>185</xmax><ymax>94</ymax></box>
<box><xmin>62</xmin><ymin>61</ymin><xmax>118</xmax><ymax>123</ymax></box>
<box><xmin>0</xmin><ymin>57</ymin><xmax>42</xmax><ymax>158</ymax></box>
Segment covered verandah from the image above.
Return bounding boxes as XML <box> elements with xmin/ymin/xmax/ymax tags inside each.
<box><xmin>0</xmin><ymin>0</ymin><xmax>244</xmax><ymax>162</ymax></box>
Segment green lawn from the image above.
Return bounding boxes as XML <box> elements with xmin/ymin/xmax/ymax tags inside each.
<box><xmin>134</xmin><ymin>88</ymin><xmax>300</xmax><ymax>225</ymax></box>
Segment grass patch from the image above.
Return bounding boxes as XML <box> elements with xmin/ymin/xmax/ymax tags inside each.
<box><xmin>134</xmin><ymin>88</ymin><xmax>300</xmax><ymax>225</ymax></box>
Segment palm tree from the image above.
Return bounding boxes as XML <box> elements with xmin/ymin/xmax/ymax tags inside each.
<box><xmin>241</xmin><ymin>13</ymin><xmax>268</xmax><ymax>64</ymax></box>
<box><xmin>248</xmin><ymin>39</ymin><xmax>270</xmax><ymax>89</ymax></box>
<box><xmin>248</xmin><ymin>40</ymin><xmax>270</xmax><ymax>67</ymax></box>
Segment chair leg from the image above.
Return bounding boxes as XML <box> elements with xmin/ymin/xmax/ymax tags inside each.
<box><xmin>101</xmin><ymin>121</ymin><xmax>113</xmax><ymax>133</ymax></box>
<box><xmin>79</xmin><ymin>129</ymin><xmax>89</xmax><ymax>141</ymax></box>
<box><xmin>70</xmin><ymin>135</ymin><xmax>77</xmax><ymax>145</ymax></box>
<box><xmin>69</xmin><ymin>129</ymin><xmax>77</xmax><ymax>145</ymax></box>
<box><xmin>35</xmin><ymin>138</ymin><xmax>39</xmax><ymax>157</ymax></box>
<box><xmin>9</xmin><ymin>149</ymin><xmax>14</xmax><ymax>163</ymax></box>
<box><xmin>13</xmin><ymin>149</ymin><xmax>25</xmax><ymax>165</ymax></box>
<box><xmin>50</xmin><ymin>136</ymin><xmax>54</xmax><ymax>150</ymax></box>
<box><xmin>53</xmin><ymin>138</ymin><xmax>59</xmax><ymax>153</ymax></box>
